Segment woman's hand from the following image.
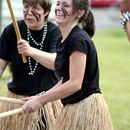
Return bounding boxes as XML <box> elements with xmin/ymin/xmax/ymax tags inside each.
<box><xmin>17</xmin><ymin>39</ymin><xmax>33</xmax><ymax>56</ymax></box>
<box><xmin>22</xmin><ymin>96</ymin><xmax>44</xmax><ymax>114</ymax></box>
<box><xmin>120</xmin><ymin>0</ymin><xmax>130</xmax><ymax>14</ymax></box>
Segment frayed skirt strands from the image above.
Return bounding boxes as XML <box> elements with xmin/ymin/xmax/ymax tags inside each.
<box><xmin>54</xmin><ymin>93</ymin><xmax>113</xmax><ymax>130</ymax></box>
<box><xmin>0</xmin><ymin>90</ymin><xmax>63</xmax><ymax>130</ymax></box>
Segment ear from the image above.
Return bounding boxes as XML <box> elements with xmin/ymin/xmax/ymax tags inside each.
<box><xmin>44</xmin><ymin>11</ymin><xmax>49</xmax><ymax>17</ymax></box>
<box><xmin>77</xmin><ymin>10</ymin><xmax>85</xmax><ymax>19</ymax></box>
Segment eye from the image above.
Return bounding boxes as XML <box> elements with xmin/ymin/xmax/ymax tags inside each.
<box><xmin>62</xmin><ymin>2</ymin><xmax>70</xmax><ymax>8</ymax></box>
<box><xmin>23</xmin><ymin>3</ymin><xmax>29</xmax><ymax>9</ymax></box>
<box><xmin>32</xmin><ymin>5</ymin><xmax>40</xmax><ymax>11</ymax></box>
<box><xmin>56</xmin><ymin>1</ymin><xmax>60</xmax><ymax>6</ymax></box>
<box><xmin>63</xmin><ymin>4</ymin><xmax>69</xmax><ymax>7</ymax></box>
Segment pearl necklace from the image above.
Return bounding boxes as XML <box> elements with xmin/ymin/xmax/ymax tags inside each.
<box><xmin>27</xmin><ymin>22</ymin><xmax>48</xmax><ymax>75</ymax></box>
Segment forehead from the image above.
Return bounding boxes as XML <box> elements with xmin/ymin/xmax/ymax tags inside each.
<box><xmin>23</xmin><ymin>2</ymin><xmax>43</xmax><ymax>8</ymax></box>
<box><xmin>57</xmin><ymin>0</ymin><xmax>72</xmax><ymax>4</ymax></box>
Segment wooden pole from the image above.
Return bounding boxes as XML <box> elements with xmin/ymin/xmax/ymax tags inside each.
<box><xmin>0</xmin><ymin>96</ymin><xmax>24</xmax><ymax>104</ymax></box>
<box><xmin>6</xmin><ymin>0</ymin><xmax>27</xmax><ymax>63</ymax></box>
<box><xmin>0</xmin><ymin>108</ymin><xmax>22</xmax><ymax>118</ymax></box>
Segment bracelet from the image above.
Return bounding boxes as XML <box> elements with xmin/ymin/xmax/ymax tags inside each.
<box><xmin>36</xmin><ymin>91</ymin><xmax>46</xmax><ymax>96</ymax></box>
<box><xmin>120</xmin><ymin>11</ymin><xmax>130</xmax><ymax>31</ymax></box>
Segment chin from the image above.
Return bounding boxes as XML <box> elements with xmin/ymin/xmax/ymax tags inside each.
<box><xmin>56</xmin><ymin>19</ymin><xmax>64</xmax><ymax>24</ymax></box>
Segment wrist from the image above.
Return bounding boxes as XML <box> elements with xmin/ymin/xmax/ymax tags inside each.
<box><xmin>120</xmin><ymin>11</ymin><xmax>130</xmax><ymax>31</ymax></box>
<box><xmin>37</xmin><ymin>91</ymin><xmax>47</xmax><ymax>105</ymax></box>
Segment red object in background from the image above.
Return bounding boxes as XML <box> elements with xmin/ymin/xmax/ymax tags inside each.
<box><xmin>91</xmin><ymin>0</ymin><xmax>119</xmax><ymax>8</ymax></box>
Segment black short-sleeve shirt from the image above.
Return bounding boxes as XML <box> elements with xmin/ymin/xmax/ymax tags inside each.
<box><xmin>55</xmin><ymin>26</ymin><xmax>101</xmax><ymax>105</ymax></box>
<box><xmin>0</xmin><ymin>20</ymin><xmax>61</xmax><ymax>96</ymax></box>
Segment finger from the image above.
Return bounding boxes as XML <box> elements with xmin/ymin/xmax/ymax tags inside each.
<box><xmin>22</xmin><ymin>97</ymin><xmax>31</xmax><ymax>101</ymax></box>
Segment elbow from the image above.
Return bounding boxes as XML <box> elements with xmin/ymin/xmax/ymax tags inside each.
<box><xmin>71</xmin><ymin>80</ymin><xmax>82</xmax><ymax>92</ymax></box>
<box><xmin>75</xmin><ymin>84</ymin><xmax>82</xmax><ymax>91</ymax></box>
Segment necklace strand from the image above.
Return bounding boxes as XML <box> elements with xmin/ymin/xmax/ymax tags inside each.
<box><xmin>27</xmin><ymin>22</ymin><xmax>48</xmax><ymax>75</ymax></box>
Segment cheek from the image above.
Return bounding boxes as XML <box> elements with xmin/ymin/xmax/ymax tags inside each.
<box><xmin>62</xmin><ymin>7</ymin><xmax>67</xmax><ymax>17</ymax></box>
<box><xmin>23</xmin><ymin>10</ymin><xmax>28</xmax><ymax>19</ymax></box>
<box><xmin>23</xmin><ymin>9</ymin><xmax>41</xmax><ymax>22</ymax></box>
<box><xmin>31</xmin><ymin>11</ymin><xmax>41</xmax><ymax>22</ymax></box>
<box><xmin>55</xmin><ymin>6</ymin><xmax>72</xmax><ymax>18</ymax></box>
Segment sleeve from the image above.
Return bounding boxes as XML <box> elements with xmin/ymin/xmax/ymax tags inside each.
<box><xmin>48</xmin><ymin>25</ymin><xmax>61</xmax><ymax>53</ymax></box>
<box><xmin>68</xmin><ymin>35</ymin><xmax>89</xmax><ymax>56</ymax></box>
<box><xmin>0</xmin><ymin>25</ymin><xmax>14</xmax><ymax>61</ymax></box>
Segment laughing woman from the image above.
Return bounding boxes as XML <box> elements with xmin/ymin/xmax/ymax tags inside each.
<box><xmin>0</xmin><ymin>0</ymin><xmax>62</xmax><ymax>130</ymax></box>
<box><xmin>22</xmin><ymin>0</ymin><xmax>114</xmax><ymax>130</ymax></box>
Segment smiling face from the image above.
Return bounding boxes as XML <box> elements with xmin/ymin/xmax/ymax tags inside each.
<box><xmin>23</xmin><ymin>3</ymin><xmax>48</xmax><ymax>30</ymax></box>
<box><xmin>55</xmin><ymin>0</ymin><xmax>77</xmax><ymax>26</ymax></box>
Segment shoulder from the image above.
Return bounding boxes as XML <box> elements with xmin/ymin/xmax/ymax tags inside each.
<box><xmin>47</xmin><ymin>21</ymin><xmax>60</xmax><ymax>33</ymax></box>
<box><xmin>72</xmin><ymin>26</ymin><xmax>90</xmax><ymax>40</ymax></box>
<box><xmin>69</xmin><ymin>26</ymin><xmax>92</xmax><ymax>45</ymax></box>
<box><xmin>3</xmin><ymin>20</ymin><xmax>25</xmax><ymax>33</ymax></box>
<box><xmin>17</xmin><ymin>20</ymin><xmax>26</xmax><ymax>29</ymax></box>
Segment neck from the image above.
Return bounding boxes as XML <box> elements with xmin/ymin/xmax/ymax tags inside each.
<box><xmin>29</xmin><ymin>21</ymin><xmax>46</xmax><ymax>31</ymax></box>
<box><xmin>59</xmin><ymin>23</ymin><xmax>77</xmax><ymax>42</ymax></box>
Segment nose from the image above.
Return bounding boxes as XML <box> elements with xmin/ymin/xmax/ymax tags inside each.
<box><xmin>24</xmin><ymin>7</ymin><xmax>33</xmax><ymax>16</ymax></box>
<box><xmin>56</xmin><ymin>3</ymin><xmax>63</xmax><ymax>10</ymax></box>
<box><xmin>27</xmin><ymin>7</ymin><xmax>33</xmax><ymax>15</ymax></box>
<box><xmin>55</xmin><ymin>4</ymin><xmax>62</xmax><ymax>13</ymax></box>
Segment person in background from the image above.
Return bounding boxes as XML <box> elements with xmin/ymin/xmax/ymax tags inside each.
<box><xmin>21</xmin><ymin>0</ymin><xmax>114</xmax><ymax>130</ymax></box>
<box><xmin>120</xmin><ymin>0</ymin><xmax>130</xmax><ymax>42</ymax></box>
<box><xmin>0</xmin><ymin>0</ymin><xmax>62</xmax><ymax>130</ymax></box>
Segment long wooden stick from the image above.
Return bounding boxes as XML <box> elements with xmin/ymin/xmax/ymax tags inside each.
<box><xmin>6</xmin><ymin>0</ymin><xmax>27</xmax><ymax>63</ymax></box>
<box><xmin>0</xmin><ymin>108</ymin><xmax>22</xmax><ymax>118</ymax></box>
<box><xmin>0</xmin><ymin>96</ymin><xmax>24</xmax><ymax>104</ymax></box>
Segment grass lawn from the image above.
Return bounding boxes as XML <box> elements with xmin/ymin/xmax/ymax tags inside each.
<box><xmin>0</xmin><ymin>28</ymin><xmax>130</xmax><ymax>130</ymax></box>
<box><xmin>93</xmin><ymin>28</ymin><xmax>130</xmax><ymax>130</ymax></box>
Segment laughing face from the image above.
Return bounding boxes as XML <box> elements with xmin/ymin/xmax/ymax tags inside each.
<box><xmin>55</xmin><ymin>0</ymin><xmax>76</xmax><ymax>25</ymax></box>
<box><xmin>23</xmin><ymin>3</ymin><xmax>48</xmax><ymax>30</ymax></box>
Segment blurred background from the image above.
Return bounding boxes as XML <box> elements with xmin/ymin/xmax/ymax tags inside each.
<box><xmin>0</xmin><ymin>0</ymin><xmax>130</xmax><ymax>130</ymax></box>
<box><xmin>0</xmin><ymin>0</ymin><xmax>121</xmax><ymax>33</ymax></box>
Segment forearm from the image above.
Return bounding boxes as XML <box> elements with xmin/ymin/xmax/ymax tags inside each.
<box><xmin>126</xmin><ymin>21</ymin><xmax>130</xmax><ymax>42</ymax></box>
<box><xmin>30</xmin><ymin>48</ymin><xmax>56</xmax><ymax>70</ymax></box>
<box><xmin>40</xmin><ymin>79</ymin><xmax>81</xmax><ymax>104</ymax></box>
<box><xmin>0</xmin><ymin>59</ymin><xmax>8</xmax><ymax>78</ymax></box>
<box><xmin>0</xmin><ymin>68</ymin><xmax>3</xmax><ymax>78</ymax></box>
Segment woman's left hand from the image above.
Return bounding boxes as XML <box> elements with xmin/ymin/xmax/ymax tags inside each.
<box><xmin>21</xmin><ymin>96</ymin><xmax>44</xmax><ymax>114</ymax></box>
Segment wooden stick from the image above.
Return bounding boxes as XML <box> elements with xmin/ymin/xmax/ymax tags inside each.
<box><xmin>6</xmin><ymin>0</ymin><xmax>27</xmax><ymax>63</ymax></box>
<box><xmin>0</xmin><ymin>108</ymin><xmax>22</xmax><ymax>118</ymax></box>
<box><xmin>0</xmin><ymin>96</ymin><xmax>24</xmax><ymax>104</ymax></box>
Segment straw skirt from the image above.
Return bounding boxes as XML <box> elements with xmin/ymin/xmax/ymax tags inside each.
<box><xmin>0</xmin><ymin>90</ymin><xmax>63</xmax><ymax>130</ymax></box>
<box><xmin>54</xmin><ymin>93</ymin><xmax>113</xmax><ymax>130</ymax></box>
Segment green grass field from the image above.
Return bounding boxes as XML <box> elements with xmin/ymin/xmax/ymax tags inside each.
<box><xmin>0</xmin><ymin>28</ymin><xmax>130</xmax><ymax>130</ymax></box>
<box><xmin>93</xmin><ymin>28</ymin><xmax>130</xmax><ymax>130</ymax></box>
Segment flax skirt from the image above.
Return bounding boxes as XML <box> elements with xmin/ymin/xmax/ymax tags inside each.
<box><xmin>54</xmin><ymin>93</ymin><xmax>114</xmax><ymax>130</ymax></box>
<box><xmin>0</xmin><ymin>90</ymin><xmax>63</xmax><ymax>130</ymax></box>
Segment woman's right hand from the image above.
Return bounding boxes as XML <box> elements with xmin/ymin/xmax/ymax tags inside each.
<box><xmin>17</xmin><ymin>39</ymin><xmax>33</xmax><ymax>56</ymax></box>
<box><xmin>22</xmin><ymin>95</ymin><xmax>44</xmax><ymax>114</ymax></box>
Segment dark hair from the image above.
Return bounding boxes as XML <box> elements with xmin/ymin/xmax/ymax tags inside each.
<box><xmin>22</xmin><ymin>0</ymin><xmax>52</xmax><ymax>19</ymax></box>
<box><xmin>72</xmin><ymin>0</ymin><xmax>95</xmax><ymax>37</ymax></box>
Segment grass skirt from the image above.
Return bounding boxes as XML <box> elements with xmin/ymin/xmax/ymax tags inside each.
<box><xmin>0</xmin><ymin>90</ymin><xmax>63</xmax><ymax>130</ymax></box>
<box><xmin>54</xmin><ymin>93</ymin><xmax>113</xmax><ymax>130</ymax></box>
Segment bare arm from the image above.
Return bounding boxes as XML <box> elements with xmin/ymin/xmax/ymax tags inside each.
<box><xmin>120</xmin><ymin>0</ymin><xmax>130</xmax><ymax>42</ymax></box>
<box><xmin>0</xmin><ymin>59</ymin><xmax>8</xmax><ymax>78</ymax></box>
<box><xmin>126</xmin><ymin>21</ymin><xmax>130</xmax><ymax>42</ymax></box>
<box><xmin>17</xmin><ymin>39</ymin><xmax>56</xmax><ymax>70</ymax></box>
<box><xmin>22</xmin><ymin>51</ymin><xmax>87</xmax><ymax>113</ymax></box>
<box><xmin>43</xmin><ymin>51</ymin><xmax>86</xmax><ymax>102</ymax></box>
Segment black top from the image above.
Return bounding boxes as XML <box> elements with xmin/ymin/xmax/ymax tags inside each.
<box><xmin>55</xmin><ymin>26</ymin><xmax>101</xmax><ymax>105</ymax></box>
<box><xmin>0</xmin><ymin>20</ymin><xmax>61</xmax><ymax>96</ymax></box>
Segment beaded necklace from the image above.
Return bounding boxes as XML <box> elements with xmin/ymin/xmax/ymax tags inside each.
<box><xmin>27</xmin><ymin>22</ymin><xmax>48</xmax><ymax>75</ymax></box>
